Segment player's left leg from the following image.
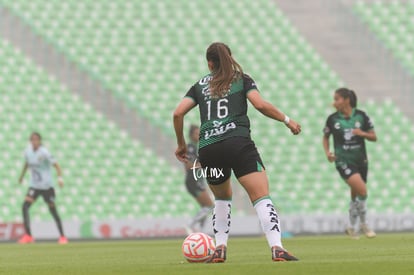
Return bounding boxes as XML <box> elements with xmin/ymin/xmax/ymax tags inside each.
<box><xmin>206</xmin><ymin>177</ymin><xmax>232</xmax><ymax>263</ymax></box>
<box><xmin>189</xmin><ymin>190</ymin><xmax>214</xmax><ymax>231</ymax></box>
<box><xmin>238</xmin><ymin>171</ymin><xmax>298</xmax><ymax>261</ymax></box>
<box><xmin>43</xmin><ymin>188</ymin><xmax>68</xmax><ymax>244</ymax></box>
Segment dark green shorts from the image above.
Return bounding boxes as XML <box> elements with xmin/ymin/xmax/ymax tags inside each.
<box><xmin>198</xmin><ymin>137</ymin><xmax>265</xmax><ymax>185</ymax></box>
<box><xmin>336</xmin><ymin>163</ymin><xmax>368</xmax><ymax>182</ymax></box>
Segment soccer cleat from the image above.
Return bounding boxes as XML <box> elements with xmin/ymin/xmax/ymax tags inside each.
<box><xmin>360</xmin><ymin>224</ymin><xmax>376</xmax><ymax>238</ymax></box>
<box><xmin>271</xmin><ymin>246</ymin><xmax>299</xmax><ymax>261</ymax></box>
<box><xmin>58</xmin><ymin>236</ymin><xmax>68</xmax><ymax>244</ymax></box>
<box><xmin>18</xmin><ymin>234</ymin><xmax>34</xmax><ymax>244</ymax></box>
<box><xmin>206</xmin><ymin>244</ymin><xmax>226</xmax><ymax>263</ymax></box>
<box><xmin>345</xmin><ymin>227</ymin><xmax>360</xmax><ymax>239</ymax></box>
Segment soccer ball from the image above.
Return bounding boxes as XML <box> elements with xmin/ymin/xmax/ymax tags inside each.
<box><xmin>182</xmin><ymin>232</ymin><xmax>215</xmax><ymax>263</ymax></box>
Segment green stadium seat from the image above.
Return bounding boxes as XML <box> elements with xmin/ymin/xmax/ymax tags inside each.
<box><xmin>0</xmin><ymin>38</ymin><xmax>197</xmax><ymax>221</ymax></box>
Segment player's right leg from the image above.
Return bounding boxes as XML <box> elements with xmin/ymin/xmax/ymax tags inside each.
<box><xmin>346</xmin><ymin>173</ymin><xmax>376</xmax><ymax>238</ymax></box>
<box><xmin>346</xmin><ymin>189</ymin><xmax>359</xmax><ymax>239</ymax></box>
<box><xmin>18</xmin><ymin>188</ymin><xmax>37</xmax><ymax>244</ymax></box>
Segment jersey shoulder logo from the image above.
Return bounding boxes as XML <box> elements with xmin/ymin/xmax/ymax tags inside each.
<box><xmin>334</xmin><ymin>122</ymin><xmax>340</xmax><ymax>129</ymax></box>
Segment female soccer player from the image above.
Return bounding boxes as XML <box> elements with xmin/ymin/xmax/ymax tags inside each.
<box><xmin>322</xmin><ymin>88</ymin><xmax>377</xmax><ymax>239</ymax></box>
<box><xmin>173</xmin><ymin>42</ymin><xmax>301</xmax><ymax>262</ymax></box>
<box><xmin>184</xmin><ymin>125</ymin><xmax>214</xmax><ymax>233</ymax></box>
<box><xmin>18</xmin><ymin>132</ymin><xmax>68</xmax><ymax>244</ymax></box>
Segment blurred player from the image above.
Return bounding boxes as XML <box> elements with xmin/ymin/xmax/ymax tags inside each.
<box><xmin>18</xmin><ymin>132</ymin><xmax>68</xmax><ymax>244</ymax></box>
<box><xmin>173</xmin><ymin>42</ymin><xmax>301</xmax><ymax>262</ymax></box>
<box><xmin>323</xmin><ymin>88</ymin><xmax>377</xmax><ymax>239</ymax></box>
<box><xmin>184</xmin><ymin>125</ymin><xmax>214</xmax><ymax>233</ymax></box>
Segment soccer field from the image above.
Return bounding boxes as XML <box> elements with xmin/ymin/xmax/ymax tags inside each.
<box><xmin>1</xmin><ymin>233</ymin><xmax>413</xmax><ymax>275</ymax></box>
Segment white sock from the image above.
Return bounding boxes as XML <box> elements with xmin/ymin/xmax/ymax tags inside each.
<box><xmin>212</xmin><ymin>200</ymin><xmax>231</xmax><ymax>247</ymax></box>
<box><xmin>348</xmin><ymin>201</ymin><xmax>358</xmax><ymax>229</ymax></box>
<box><xmin>254</xmin><ymin>197</ymin><xmax>283</xmax><ymax>249</ymax></box>
<box><xmin>356</xmin><ymin>198</ymin><xmax>367</xmax><ymax>224</ymax></box>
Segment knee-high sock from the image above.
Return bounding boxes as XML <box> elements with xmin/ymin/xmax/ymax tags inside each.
<box><xmin>348</xmin><ymin>201</ymin><xmax>359</xmax><ymax>229</ymax></box>
<box><xmin>356</xmin><ymin>196</ymin><xmax>367</xmax><ymax>224</ymax></box>
<box><xmin>49</xmin><ymin>206</ymin><xmax>64</xmax><ymax>237</ymax></box>
<box><xmin>254</xmin><ymin>196</ymin><xmax>283</xmax><ymax>249</ymax></box>
<box><xmin>22</xmin><ymin>201</ymin><xmax>32</xmax><ymax>236</ymax></box>
<box><xmin>212</xmin><ymin>200</ymin><xmax>231</xmax><ymax>247</ymax></box>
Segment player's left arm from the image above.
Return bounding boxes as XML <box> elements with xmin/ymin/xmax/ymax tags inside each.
<box><xmin>352</xmin><ymin>129</ymin><xmax>377</xmax><ymax>142</ymax></box>
<box><xmin>53</xmin><ymin>163</ymin><xmax>64</xmax><ymax>188</ymax></box>
<box><xmin>173</xmin><ymin>98</ymin><xmax>197</xmax><ymax>162</ymax></box>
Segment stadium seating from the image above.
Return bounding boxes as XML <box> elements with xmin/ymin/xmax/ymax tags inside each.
<box><xmin>354</xmin><ymin>1</ymin><xmax>414</xmax><ymax>74</ymax></box>
<box><xmin>0</xmin><ymin>38</ymin><xmax>195</xmax><ymax>222</ymax></box>
<box><xmin>0</xmin><ymin>0</ymin><xmax>413</xmax><ymax>219</ymax></box>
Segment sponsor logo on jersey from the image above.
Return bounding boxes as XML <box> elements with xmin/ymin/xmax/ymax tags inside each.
<box><xmin>343</xmin><ymin>144</ymin><xmax>362</xmax><ymax>150</ymax></box>
<box><xmin>199</xmin><ymin>75</ymin><xmax>212</xmax><ymax>85</ymax></box>
<box><xmin>355</xmin><ymin>121</ymin><xmax>361</xmax><ymax>128</ymax></box>
<box><xmin>334</xmin><ymin>122</ymin><xmax>340</xmax><ymax>129</ymax></box>
<box><xmin>204</xmin><ymin>122</ymin><xmax>236</xmax><ymax>140</ymax></box>
<box><xmin>343</xmin><ymin>129</ymin><xmax>354</xmax><ymax>141</ymax></box>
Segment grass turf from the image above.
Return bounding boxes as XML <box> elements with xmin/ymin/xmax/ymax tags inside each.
<box><xmin>0</xmin><ymin>233</ymin><xmax>413</xmax><ymax>274</ymax></box>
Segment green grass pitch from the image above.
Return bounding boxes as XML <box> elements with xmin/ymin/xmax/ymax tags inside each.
<box><xmin>0</xmin><ymin>233</ymin><xmax>413</xmax><ymax>274</ymax></box>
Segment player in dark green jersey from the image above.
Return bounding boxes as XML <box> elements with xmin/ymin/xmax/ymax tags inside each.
<box><xmin>323</xmin><ymin>88</ymin><xmax>377</xmax><ymax>239</ymax></box>
<box><xmin>184</xmin><ymin>125</ymin><xmax>214</xmax><ymax>233</ymax></box>
<box><xmin>173</xmin><ymin>42</ymin><xmax>301</xmax><ymax>262</ymax></box>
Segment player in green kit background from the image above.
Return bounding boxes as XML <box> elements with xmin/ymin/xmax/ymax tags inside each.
<box><xmin>18</xmin><ymin>132</ymin><xmax>68</xmax><ymax>244</ymax></box>
<box><xmin>183</xmin><ymin>125</ymin><xmax>214</xmax><ymax>233</ymax></box>
<box><xmin>323</xmin><ymin>88</ymin><xmax>377</xmax><ymax>239</ymax></box>
<box><xmin>173</xmin><ymin>42</ymin><xmax>301</xmax><ymax>262</ymax></box>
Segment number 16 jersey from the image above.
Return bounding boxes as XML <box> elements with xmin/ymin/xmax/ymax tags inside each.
<box><xmin>185</xmin><ymin>73</ymin><xmax>258</xmax><ymax>149</ymax></box>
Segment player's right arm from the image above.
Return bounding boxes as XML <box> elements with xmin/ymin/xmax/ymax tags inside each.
<box><xmin>173</xmin><ymin>98</ymin><xmax>197</xmax><ymax>162</ymax></box>
<box><xmin>322</xmin><ymin>116</ymin><xmax>336</xmax><ymax>163</ymax></box>
<box><xmin>18</xmin><ymin>162</ymin><xmax>28</xmax><ymax>184</ymax></box>
<box><xmin>247</xmin><ymin>90</ymin><xmax>301</xmax><ymax>135</ymax></box>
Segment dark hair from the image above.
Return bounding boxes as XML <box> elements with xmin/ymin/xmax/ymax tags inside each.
<box><xmin>188</xmin><ymin>124</ymin><xmax>199</xmax><ymax>138</ymax></box>
<box><xmin>206</xmin><ymin>42</ymin><xmax>243</xmax><ymax>98</ymax></box>
<box><xmin>335</xmin><ymin>88</ymin><xmax>357</xmax><ymax>108</ymax></box>
<box><xmin>30</xmin><ymin>132</ymin><xmax>42</xmax><ymax>140</ymax></box>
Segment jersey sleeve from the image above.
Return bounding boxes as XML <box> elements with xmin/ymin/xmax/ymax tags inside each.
<box><xmin>323</xmin><ymin>116</ymin><xmax>332</xmax><ymax>136</ymax></box>
<box><xmin>242</xmin><ymin>74</ymin><xmax>259</xmax><ymax>95</ymax></box>
<box><xmin>184</xmin><ymin>85</ymin><xmax>198</xmax><ymax>104</ymax></box>
<box><xmin>362</xmin><ymin>112</ymin><xmax>374</xmax><ymax>131</ymax></box>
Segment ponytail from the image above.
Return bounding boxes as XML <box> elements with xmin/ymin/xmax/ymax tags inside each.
<box><xmin>335</xmin><ymin>88</ymin><xmax>358</xmax><ymax>108</ymax></box>
<box><xmin>206</xmin><ymin>42</ymin><xmax>243</xmax><ymax>98</ymax></box>
<box><xmin>348</xmin><ymin>89</ymin><xmax>357</xmax><ymax>108</ymax></box>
